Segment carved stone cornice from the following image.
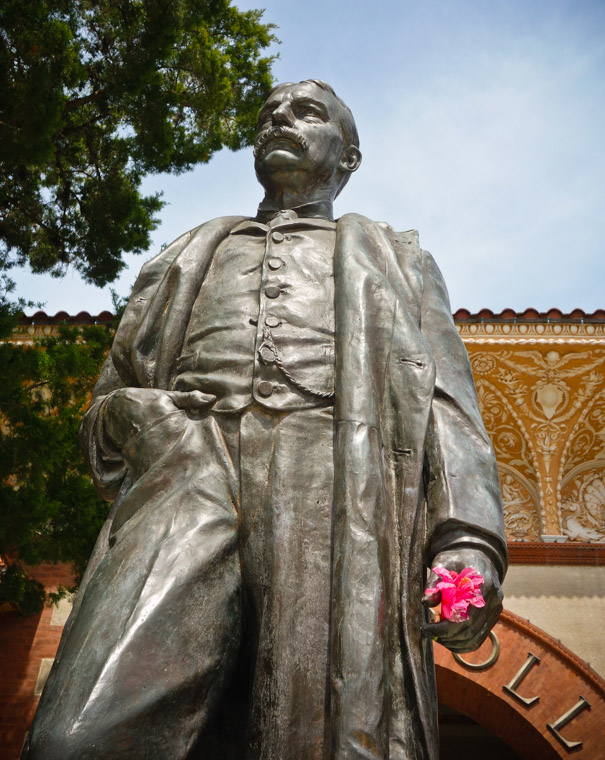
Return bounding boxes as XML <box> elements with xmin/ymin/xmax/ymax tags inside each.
<box><xmin>457</xmin><ymin>320</ymin><xmax>605</xmax><ymax>344</ymax></box>
<box><xmin>507</xmin><ymin>541</ymin><xmax>605</xmax><ymax>565</ymax></box>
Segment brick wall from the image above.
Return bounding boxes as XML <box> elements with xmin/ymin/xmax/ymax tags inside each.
<box><xmin>0</xmin><ymin>564</ymin><xmax>74</xmax><ymax>760</ymax></box>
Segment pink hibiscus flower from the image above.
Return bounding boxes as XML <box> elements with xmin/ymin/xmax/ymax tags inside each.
<box><xmin>425</xmin><ymin>566</ymin><xmax>486</xmax><ymax>623</ymax></box>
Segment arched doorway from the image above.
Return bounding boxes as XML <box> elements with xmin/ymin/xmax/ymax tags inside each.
<box><xmin>434</xmin><ymin>610</ymin><xmax>605</xmax><ymax>759</ymax></box>
<box><xmin>438</xmin><ymin>703</ymin><xmax>523</xmax><ymax>759</ymax></box>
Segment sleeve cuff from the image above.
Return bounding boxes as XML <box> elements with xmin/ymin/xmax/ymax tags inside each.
<box><xmin>427</xmin><ymin>526</ymin><xmax>508</xmax><ymax>582</ymax></box>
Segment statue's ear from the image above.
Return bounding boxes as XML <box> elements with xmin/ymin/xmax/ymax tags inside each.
<box><xmin>340</xmin><ymin>145</ymin><xmax>362</xmax><ymax>174</ymax></box>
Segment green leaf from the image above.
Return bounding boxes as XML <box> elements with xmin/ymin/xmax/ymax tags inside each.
<box><xmin>0</xmin><ymin>0</ymin><xmax>277</xmax><ymax>285</ymax></box>
<box><xmin>0</xmin><ymin>317</ymin><xmax>117</xmax><ymax>613</ymax></box>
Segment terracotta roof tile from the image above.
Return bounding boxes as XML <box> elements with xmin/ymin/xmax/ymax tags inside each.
<box><xmin>19</xmin><ymin>308</ymin><xmax>605</xmax><ymax>325</ymax></box>
<box><xmin>453</xmin><ymin>308</ymin><xmax>605</xmax><ymax>322</ymax></box>
<box><xmin>19</xmin><ymin>311</ymin><xmax>114</xmax><ymax>325</ymax></box>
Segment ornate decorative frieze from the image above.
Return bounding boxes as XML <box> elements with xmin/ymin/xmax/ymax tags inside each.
<box><xmin>462</xmin><ymin>321</ymin><xmax>605</xmax><ymax>543</ymax></box>
<box><xmin>10</xmin><ymin>312</ymin><xmax>605</xmax><ymax>545</ymax></box>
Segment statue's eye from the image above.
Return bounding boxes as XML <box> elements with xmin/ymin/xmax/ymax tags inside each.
<box><xmin>299</xmin><ymin>106</ymin><xmax>322</xmax><ymax>120</ymax></box>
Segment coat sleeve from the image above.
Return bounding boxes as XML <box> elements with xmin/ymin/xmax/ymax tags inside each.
<box><xmin>78</xmin><ymin>226</ymin><xmax>198</xmax><ymax>501</ymax></box>
<box><xmin>78</xmin><ymin>353</ymin><xmax>128</xmax><ymax>502</ymax></box>
<box><xmin>419</xmin><ymin>250</ymin><xmax>508</xmax><ymax>580</ymax></box>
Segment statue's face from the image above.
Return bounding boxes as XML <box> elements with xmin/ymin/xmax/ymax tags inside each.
<box><xmin>254</xmin><ymin>82</ymin><xmax>353</xmax><ymax>196</ymax></box>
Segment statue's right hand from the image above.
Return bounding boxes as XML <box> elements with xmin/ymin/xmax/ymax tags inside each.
<box><xmin>104</xmin><ymin>388</ymin><xmax>216</xmax><ymax>449</ymax></box>
<box><xmin>167</xmin><ymin>390</ymin><xmax>218</xmax><ymax>415</ymax></box>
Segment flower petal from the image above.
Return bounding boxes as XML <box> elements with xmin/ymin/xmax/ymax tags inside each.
<box><xmin>444</xmin><ymin>600</ymin><xmax>470</xmax><ymax>622</ymax></box>
<box><xmin>432</xmin><ymin>566</ymin><xmax>458</xmax><ymax>583</ymax></box>
<box><xmin>427</xmin><ymin>565</ymin><xmax>485</xmax><ymax>622</ymax></box>
<box><xmin>459</xmin><ymin>567</ymin><xmax>484</xmax><ymax>586</ymax></box>
<box><xmin>469</xmin><ymin>589</ymin><xmax>486</xmax><ymax>608</ymax></box>
<box><xmin>439</xmin><ymin>585</ymin><xmax>459</xmax><ymax>618</ymax></box>
<box><xmin>448</xmin><ymin>608</ymin><xmax>470</xmax><ymax>623</ymax></box>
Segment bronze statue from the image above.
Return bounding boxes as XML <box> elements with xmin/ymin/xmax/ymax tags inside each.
<box><xmin>24</xmin><ymin>80</ymin><xmax>506</xmax><ymax>760</ymax></box>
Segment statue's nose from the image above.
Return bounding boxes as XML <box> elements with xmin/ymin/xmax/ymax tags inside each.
<box><xmin>272</xmin><ymin>102</ymin><xmax>295</xmax><ymax>126</ymax></box>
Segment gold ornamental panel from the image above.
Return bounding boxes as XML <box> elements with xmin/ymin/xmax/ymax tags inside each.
<box><xmin>459</xmin><ymin>320</ymin><xmax>605</xmax><ymax>543</ymax></box>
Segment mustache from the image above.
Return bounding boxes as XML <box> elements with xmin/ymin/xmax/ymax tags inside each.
<box><xmin>253</xmin><ymin>126</ymin><xmax>309</xmax><ymax>158</ymax></box>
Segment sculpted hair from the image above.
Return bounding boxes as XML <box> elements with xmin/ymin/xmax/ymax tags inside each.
<box><xmin>301</xmin><ymin>79</ymin><xmax>359</xmax><ymax>149</ymax></box>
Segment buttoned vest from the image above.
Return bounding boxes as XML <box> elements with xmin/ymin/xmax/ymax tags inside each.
<box><xmin>174</xmin><ymin>211</ymin><xmax>336</xmax><ymax>412</ymax></box>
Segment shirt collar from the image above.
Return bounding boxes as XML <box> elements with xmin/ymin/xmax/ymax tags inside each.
<box><xmin>255</xmin><ymin>199</ymin><xmax>334</xmax><ymax>223</ymax></box>
<box><xmin>231</xmin><ymin>205</ymin><xmax>336</xmax><ymax>236</ymax></box>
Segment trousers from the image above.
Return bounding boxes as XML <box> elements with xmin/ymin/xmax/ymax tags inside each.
<box><xmin>25</xmin><ymin>404</ymin><xmax>335</xmax><ymax>760</ymax></box>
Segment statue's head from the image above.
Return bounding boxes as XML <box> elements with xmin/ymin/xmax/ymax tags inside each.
<box><xmin>254</xmin><ymin>80</ymin><xmax>362</xmax><ymax>201</ymax></box>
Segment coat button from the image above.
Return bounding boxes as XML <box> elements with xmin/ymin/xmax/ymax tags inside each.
<box><xmin>265</xmin><ymin>285</ymin><xmax>281</xmax><ymax>298</ymax></box>
<box><xmin>267</xmin><ymin>257</ymin><xmax>284</xmax><ymax>270</ymax></box>
<box><xmin>265</xmin><ymin>315</ymin><xmax>280</xmax><ymax>328</ymax></box>
<box><xmin>271</xmin><ymin>231</ymin><xmax>285</xmax><ymax>243</ymax></box>
<box><xmin>259</xmin><ymin>346</ymin><xmax>275</xmax><ymax>363</ymax></box>
<box><xmin>257</xmin><ymin>380</ymin><xmax>274</xmax><ymax>397</ymax></box>
<box><xmin>277</xmin><ymin>209</ymin><xmax>297</xmax><ymax>221</ymax></box>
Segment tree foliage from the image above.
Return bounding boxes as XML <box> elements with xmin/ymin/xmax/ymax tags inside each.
<box><xmin>0</xmin><ymin>0</ymin><xmax>276</xmax><ymax>286</ymax></box>
<box><xmin>0</xmin><ymin>301</ymin><xmax>118</xmax><ymax>615</ymax></box>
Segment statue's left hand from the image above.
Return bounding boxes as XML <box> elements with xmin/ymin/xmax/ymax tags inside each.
<box><xmin>421</xmin><ymin>548</ymin><xmax>503</xmax><ymax>653</ymax></box>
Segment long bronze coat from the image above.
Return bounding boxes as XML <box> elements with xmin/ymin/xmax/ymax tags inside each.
<box><xmin>28</xmin><ymin>213</ymin><xmax>507</xmax><ymax>760</ymax></box>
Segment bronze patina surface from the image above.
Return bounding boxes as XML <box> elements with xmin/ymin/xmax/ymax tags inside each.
<box><xmin>24</xmin><ymin>80</ymin><xmax>507</xmax><ymax>760</ymax></box>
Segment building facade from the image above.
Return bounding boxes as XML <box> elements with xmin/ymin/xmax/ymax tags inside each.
<box><xmin>1</xmin><ymin>308</ymin><xmax>604</xmax><ymax>758</ymax></box>
<box><xmin>437</xmin><ymin>308</ymin><xmax>605</xmax><ymax>759</ymax></box>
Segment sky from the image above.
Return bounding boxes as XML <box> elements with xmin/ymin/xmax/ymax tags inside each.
<box><xmin>13</xmin><ymin>0</ymin><xmax>605</xmax><ymax>315</ymax></box>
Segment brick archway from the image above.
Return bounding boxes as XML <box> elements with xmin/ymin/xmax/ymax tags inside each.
<box><xmin>434</xmin><ymin>610</ymin><xmax>605</xmax><ymax>759</ymax></box>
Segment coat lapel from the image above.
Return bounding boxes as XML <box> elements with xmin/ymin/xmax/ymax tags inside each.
<box><xmin>112</xmin><ymin>217</ymin><xmax>245</xmax><ymax>388</ymax></box>
<box><xmin>331</xmin><ymin>214</ymin><xmax>438</xmax><ymax>760</ymax></box>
